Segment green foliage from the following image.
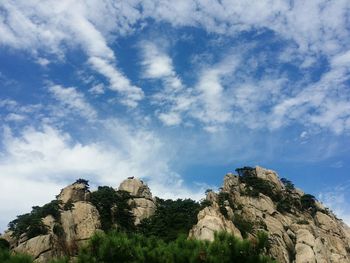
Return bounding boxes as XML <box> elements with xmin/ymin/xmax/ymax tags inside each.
<box><xmin>235</xmin><ymin>167</ymin><xmax>256</xmax><ymax>177</ymax></box>
<box><xmin>0</xmin><ymin>239</ymin><xmax>10</xmax><ymax>250</ymax></box>
<box><xmin>300</xmin><ymin>194</ymin><xmax>317</xmax><ymax>215</ymax></box>
<box><xmin>53</xmin><ymin>224</ymin><xmax>65</xmax><ymax>238</ymax></box>
<box><xmin>280</xmin><ymin>178</ymin><xmax>295</xmax><ymax>191</ymax></box>
<box><xmin>8</xmin><ymin>213</ymin><xmax>47</xmax><ymax>239</ymax></box>
<box><xmin>74</xmin><ymin>179</ymin><xmax>89</xmax><ymax>187</ymax></box>
<box><xmin>239</xmin><ymin>175</ymin><xmax>276</xmax><ymax>200</ymax></box>
<box><xmin>256</xmin><ymin>231</ymin><xmax>270</xmax><ymax>253</ymax></box>
<box><xmin>90</xmin><ymin>187</ymin><xmax>135</xmax><ymax>232</ymax></box>
<box><xmin>9</xmin><ymin>200</ymin><xmax>61</xmax><ymax>239</ymax></box>
<box><xmin>76</xmin><ymin>230</ymin><xmax>275</xmax><ymax>263</ymax></box>
<box><xmin>138</xmin><ymin>198</ymin><xmax>201</xmax><ymax>242</ymax></box>
<box><xmin>200</xmin><ymin>199</ymin><xmax>212</xmax><ymax>209</ymax></box>
<box><xmin>217</xmin><ymin>192</ymin><xmax>232</xmax><ymax>219</ymax></box>
<box><xmin>63</xmin><ymin>199</ymin><xmax>74</xmax><ymax>211</ymax></box>
<box><xmin>0</xmin><ymin>246</ymin><xmax>34</xmax><ymax>263</ymax></box>
<box><xmin>233</xmin><ymin>214</ymin><xmax>254</xmax><ymax>238</ymax></box>
<box><xmin>49</xmin><ymin>258</ymin><xmax>70</xmax><ymax>263</ymax></box>
<box><xmin>276</xmin><ymin>194</ymin><xmax>300</xmax><ymax>214</ymax></box>
<box><xmin>296</xmin><ymin>219</ymin><xmax>309</xmax><ymax>225</ymax></box>
<box><xmin>300</xmin><ymin>194</ymin><xmax>316</xmax><ymax>209</ymax></box>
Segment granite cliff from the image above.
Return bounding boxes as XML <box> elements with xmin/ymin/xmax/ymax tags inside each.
<box><xmin>1</xmin><ymin>167</ymin><xmax>350</xmax><ymax>263</ymax></box>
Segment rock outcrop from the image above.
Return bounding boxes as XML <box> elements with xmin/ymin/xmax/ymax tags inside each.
<box><xmin>189</xmin><ymin>201</ymin><xmax>242</xmax><ymax>241</ymax></box>
<box><xmin>189</xmin><ymin>167</ymin><xmax>350</xmax><ymax>263</ymax></box>
<box><xmin>2</xmin><ymin>178</ymin><xmax>157</xmax><ymax>262</ymax></box>
<box><xmin>3</xmin><ymin>181</ymin><xmax>101</xmax><ymax>262</ymax></box>
<box><xmin>119</xmin><ymin>177</ymin><xmax>156</xmax><ymax>225</ymax></box>
<box><xmin>2</xmin><ymin>167</ymin><xmax>350</xmax><ymax>263</ymax></box>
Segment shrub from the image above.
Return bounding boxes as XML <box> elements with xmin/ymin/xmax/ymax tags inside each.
<box><xmin>296</xmin><ymin>219</ymin><xmax>309</xmax><ymax>225</ymax></box>
<box><xmin>8</xmin><ymin>199</ymin><xmax>61</xmax><ymax>239</ymax></box>
<box><xmin>74</xmin><ymin>179</ymin><xmax>89</xmax><ymax>187</ymax></box>
<box><xmin>233</xmin><ymin>214</ymin><xmax>254</xmax><ymax>238</ymax></box>
<box><xmin>53</xmin><ymin>224</ymin><xmax>65</xmax><ymax>238</ymax></box>
<box><xmin>281</xmin><ymin>178</ymin><xmax>295</xmax><ymax>191</ymax></box>
<box><xmin>239</xmin><ymin>175</ymin><xmax>276</xmax><ymax>200</ymax></box>
<box><xmin>0</xmin><ymin>239</ymin><xmax>9</xmax><ymax>250</ymax></box>
<box><xmin>0</xmin><ymin>246</ymin><xmax>34</xmax><ymax>263</ymax></box>
<box><xmin>301</xmin><ymin>194</ymin><xmax>317</xmax><ymax>215</ymax></box>
<box><xmin>90</xmin><ymin>187</ymin><xmax>135</xmax><ymax>232</ymax></box>
<box><xmin>138</xmin><ymin>198</ymin><xmax>201</xmax><ymax>242</ymax></box>
<box><xmin>76</xmin><ymin>230</ymin><xmax>275</xmax><ymax>263</ymax></box>
<box><xmin>235</xmin><ymin>167</ymin><xmax>256</xmax><ymax>177</ymax></box>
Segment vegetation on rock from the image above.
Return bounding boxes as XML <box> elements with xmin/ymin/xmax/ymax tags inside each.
<box><xmin>90</xmin><ymin>186</ymin><xmax>135</xmax><ymax>232</ymax></box>
<box><xmin>8</xmin><ymin>200</ymin><xmax>61</xmax><ymax>239</ymax></box>
<box><xmin>76</xmin><ymin>230</ymin><xmax>275</xmax><ymax>263</ymax></box>
<box><xmin>137</xmin><ymin>198</ymin><xmax>201</xmax><ymax>242</ymax></box>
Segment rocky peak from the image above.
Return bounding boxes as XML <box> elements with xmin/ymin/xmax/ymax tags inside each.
<box><xmin>255</xmin><ymin>166</ymin><xmax>283</xmax><ymax>190</ymax></box>
<box><xmin>118</xmin><ymin>177</ymin><xmax>153</xmax><ymax>199</ymax></box>
<box><xmin>57</xmin><ymin>180</ymin><xmax>90</xmax><ymax>204</ymax></box>
<box><xmin>118</xmin><ymin>177</ymin><xmax>156</xmax><ymax>225</ymax></box>
<box><xmin>189</xmin><ymin>166</ymin><xmax>350</xmax><ymax>263</ymax></box>
<box><xmin>3</xmin><ymin>168</ymin><xmax>350</xmax><ymax>263</ymax></box>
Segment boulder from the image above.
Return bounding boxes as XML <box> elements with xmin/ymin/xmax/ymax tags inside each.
<box><xmin>57</xmin><ymin>183</ymin><xmax>90</xmax><ymax>204</ymax></box>
<box><xmin>297</xmin><ymin>229</ymin><xmax>315</xmax><ymax>248</ymax></box>
<box><xmin>14</xmin><ymin>234</ymin><xmax>54</xmax><ymax>261</ymax></box>
<box><xmin>255</xmin><ymin>166</ymin><xmax>282</xmax><ymax>190</ymax></box>
<box><xmin>315</xmin><ymin>212</ymin><xmax>340</xmax><ymax>235</ymax></box>
<box><xmin>118</xmin><ymin>178</ymin><xmax>156</xmax><ymax>224</ymax></box>
<box><xmin>295</xmin><ymin>243</ymin><xmax>316</xmax><ymax>263</ymax></box>
<box><xmin>118</xmin><ymin>178</ymin><xmax>152</xmax><ymax>199</ymax></box>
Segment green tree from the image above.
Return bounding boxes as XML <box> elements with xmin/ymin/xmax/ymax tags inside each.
<box><xmin>138</xmin><ymin>198</ymin><xmax>201</xmax><ymax>242</ymax></box>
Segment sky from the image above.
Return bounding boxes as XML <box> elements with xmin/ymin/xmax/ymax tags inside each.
<box><xmin>0</xmin><ymin>0</ymin><xmax>350</xmax><ymax>232</ymax></box>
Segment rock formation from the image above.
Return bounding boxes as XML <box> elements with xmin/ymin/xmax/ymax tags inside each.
<box><xmin>4</xmin><ymin>181</ymin><xmax>102</xmax><ymax>262</ymax></box>
<box><xmin>1</xmin><ymin>178</ymin><xmax>157</xmax><ymax>262</ymax></box>
<box><xmin>118</xmin><ymin>177</ymin><xmax>156</xmax><ymax>225</ymax></box>
<box><xmin>189</xmin><ymin>167</ymin><xmax>350</xmax><ymax>263</ymax></box>
<box><xmin>2</xmin><ymin>167</ymin><xmax>350</xmax><ymax>263</ymax></box>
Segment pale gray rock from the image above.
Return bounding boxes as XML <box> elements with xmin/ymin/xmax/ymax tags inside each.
<box><xmin>57</xmin><ymin>182</ymin><xmax>90</xmax><ymax>204</ymax></box>
<box><xmin>118</xmin><ymin>178</ymin><xmax>152</xmax><ymax>199</ymax></box>
<box><xmin>188</xmin><ymin>202</ymin><xmax>242</xmax><ymax>241</ymax></box>
<box><xmin>14</xmin><ymin>235</ymin><xmax>54</xmax><ymax>261</ymax></box>
<box><xmin>295</xmin><ymin>243</ymin><xmax>316</xmax><ymax>263</ymax></box>
<box><xmin>118</xmin><ymin>178</ymin><xmax>156</xmax><ymax>225</ymax></box>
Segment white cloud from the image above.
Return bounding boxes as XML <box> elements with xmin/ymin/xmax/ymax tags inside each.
<box><xmin>48</xmin><ymin>85</ymin><xmax>97</xmax><ymax>120</ymax></box>
<box><xmin>0</xmin><ymin>121</ymin><xmax>205</xmax><ymax>232</ymax></box>
<box><xmin>36</xmin><ymin>57</ymin><xmax>50</xmax><ymax>67</ymax></box>
<box><xmin>1</xmin><ymin>0</ymin><xmax>350</xmax><ymax>132</ymax></box>
<box><xmin>89</xmin><ymin>57</ymin><xmax>144</xmax><ymax>107</ymax></box>
<box><xmin>5</xmin><ymin>113</ymin><xmax>26</xmax><ymax>122</ymax></box>
<box><xmin>318</xmin><ymin>183</ymin><xmax>350</xmax><ymax>226</ymax></box>
<box><xmin>89</xmin><ymin>84</ymin><xmax>105</xmax><ymax>95</ymax></box>
<box><xmin>0</xmin><ymin>0</ymin><xmax>143</xmax><ymax>107</ymax></box>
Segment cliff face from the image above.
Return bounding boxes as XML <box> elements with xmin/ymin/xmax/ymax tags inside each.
<box><xmin>1</xmin><ymin>167</ymin><xmax>350</xmax><ymax>263</ymax></box>
<box><xmin>0</xmin><ymin>178</ymin><xmax>156</xmax><ymax>262</ymax></box>
<box><xmin>189</xmin><ymin>167</ymin><xmax>350</xmax><ymax>263</ymax></box>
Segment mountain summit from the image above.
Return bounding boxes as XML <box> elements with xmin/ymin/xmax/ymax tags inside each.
<box><xmin>1</xmin><ymin>167</ymin><xmax>350</xmax><ymax>263</ymax></box>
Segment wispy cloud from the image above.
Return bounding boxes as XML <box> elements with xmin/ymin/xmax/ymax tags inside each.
<box><xmin>0</xmin><ymin>120</ymin><xmax>205</xmax><ymax>232</ymax></box>
<box><xmin>318</xmin><ymin>183</ymin><xmax>350</xmax><ymax>226</ymax></box>
<box><xmin>48</xmin><ymin>85</ymin><xmax>97</xmax><ymax>120</ymax></box>
<box><xmin>0</xmin><ymin>0</ymin><xmax>143</xmax><ymax>107</ymax></box>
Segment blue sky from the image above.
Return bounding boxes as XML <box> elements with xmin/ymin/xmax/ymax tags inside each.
<box><xmin>0</xmin><ymin>0</ymin><xmax>350</xmax><ymax>231</ymax></box>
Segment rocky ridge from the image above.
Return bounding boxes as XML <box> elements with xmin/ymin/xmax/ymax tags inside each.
<box><xmin>1</xmin><ymin>178</ymin><xmax>156</xmax><ymax>262</ymax></box>
<box><xmin>1</xmin><ymin>167</ymin><xmax>350</xmax><ymax>263</ymax></box>
<box><xmin>189</xmin><ymin>166</ymin><xmax>350</xmax><ymax>263</ymax></box>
